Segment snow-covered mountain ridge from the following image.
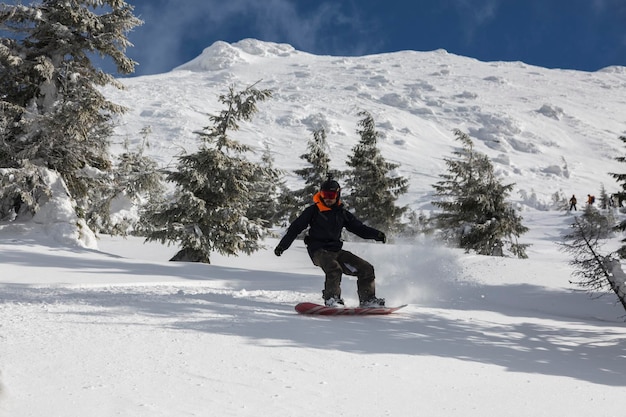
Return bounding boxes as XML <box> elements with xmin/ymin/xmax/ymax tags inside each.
<box><xmin>106</xmin><ymin>38</ymin><xmax>626</xmax><ymax>211</ymax></box>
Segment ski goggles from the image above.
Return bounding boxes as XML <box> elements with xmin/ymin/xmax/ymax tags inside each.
<box><xmin>320</xmin><ymin>190</ymin><xmax>339</xmax><ymax>199</ymax></box>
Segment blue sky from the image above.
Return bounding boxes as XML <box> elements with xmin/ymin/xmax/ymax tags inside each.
<box><xmin>117</xmin><ymin>0</ymin><xmax>626</xmax><ymax>76</ymax></box>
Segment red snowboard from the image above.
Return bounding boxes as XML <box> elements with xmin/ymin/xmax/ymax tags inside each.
<box><xmin>295</xmin><ymin>302</ymin><xmax>407</xmax><ymax>316</ymax></box>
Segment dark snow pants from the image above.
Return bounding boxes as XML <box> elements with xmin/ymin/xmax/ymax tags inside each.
<box><xmin>311</xmin><ymin>249</ymin><xmax>376</xmax><ymax>302</ymax></box>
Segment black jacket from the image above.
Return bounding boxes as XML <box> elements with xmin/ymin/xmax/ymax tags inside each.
<box><xmin>277</xmin><ymin>193</ymin><xmax>382</xmax><ymax>258</ymax></box>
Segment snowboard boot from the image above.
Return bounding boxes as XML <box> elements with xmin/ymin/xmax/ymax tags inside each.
<box><xmin>359</xmin><ymin>296</ymin><xmax>385</xmax><ymax>308</ymax></box>
<box><xmin>324</xmin><ymin>297</ymin><xmax>345</xmax><ymax>308</ymax></box>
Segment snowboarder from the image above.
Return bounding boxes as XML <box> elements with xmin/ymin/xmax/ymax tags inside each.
<box><xmin>569</xmin><ymin>194</ymin><xmax>577</xmax><ymax>211</ymax></box>
<box><xmin>274</xmin><ymin>177</ymin><xmax>387</xmax><ymax>307</ymax></box>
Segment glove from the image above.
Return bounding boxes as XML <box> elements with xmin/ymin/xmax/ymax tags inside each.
<box><xmin>376</xmin><ymin>232</ymin><xmax>386</xmax><ymax>244</ymax></box>
<box><xmin>274</xmin><ymin>246</ymin><xmax>285</xmax><ymax>256</ymax></box>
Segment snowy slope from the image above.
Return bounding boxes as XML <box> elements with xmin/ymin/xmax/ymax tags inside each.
<box><xmin>1</xmin><ymin>40</ymin><xmax>626</xmax><ymax>417</ymax></box>
<box><xmin>107</xmin><ymin>39</ymin><xmax>626</xmax><ymax>209</ymax></box>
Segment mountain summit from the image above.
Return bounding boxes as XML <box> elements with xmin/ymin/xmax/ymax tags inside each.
<box><xmin>107</xmin><ymin>39</ymin><xmax>626</xmax><ymax>211</ymax></box>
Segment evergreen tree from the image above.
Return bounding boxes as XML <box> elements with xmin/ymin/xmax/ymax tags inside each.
<box><xmin>551</xmin><ymin>190</ymin><xmax>569</xmax><ymax>212</ymax></box>
<box><xmin>598</xmin><ymin>184</ymin><xmax>610</xmax><ymax>210</ymax></box>
<box><xmin>0</xmin><ymin>1</ymin><xmax>141</xmax><ymax>217</ymax></box>
<box><xmin>142</xmin><ymin>85</ymin><xmax>272</xmax><ymax>263</ymax></box>
<box><xmin>290</xmin><ymin>127</ymin><xmax>334</xmax><ymax>218</ymax></box>
<box><xmin>397</xmin><ymin>210</ymin><xmax>429</xmax><ymax>238</ymax></box>
<box><xmin>560</xmin><ymin>210</ymin><xmax>626</xmax><ymax>312</ymax></box>
<box><xmin>344</xmin><ymin>111</ymin><xmax>409</xmax><ymax>234</ymax></box>
<box><xmin>431</xmin><ymin>129</ymin><xmax>529</xmax><ymax>258</ymax></box>
<box><xmin>0</xmin><ymin>163</ymin><xmax>52</xmax><ymax>221</ymax></box>
<box><xmin>608</xmin><ymin>135</ymin><xmax>626</xmax><ymax>256</ymax></box>
<box><xmin>90</xmin><ymin>131</ymin><xmax>165</xmax><ymax>236</ymax></box>
<box><xmin>609</xmin><ymin>135</ymin><xmax>626</xmax><ymax>200</ymax></box>
<box><xmin>114</xmin><ymin>130</ymin><xmax>165</xmax><ymax>204</ymax></box>
<box><xmin>246</xmin><ymin>144</ymin><xmax>287</xmax><ymax>229</ymax></box>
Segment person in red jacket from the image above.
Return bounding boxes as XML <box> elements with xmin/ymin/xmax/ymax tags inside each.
<box><xmin>274</xmin><ymin>177</ymin><xmax>386</xmax><ymax>307</ymax></box>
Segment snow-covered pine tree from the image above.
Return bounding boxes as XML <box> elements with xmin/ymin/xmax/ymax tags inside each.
<box><xmin>142</xmin><ymin>85</ymin><xmax>272</xmax><ymax>263</ymax></box>
<box><xmin>290</xmin><ymin>127</ymin><xmax>334</xmax><ymax>219</ymax></box>
<box><xmin>551</xmin><ymin>190</ymin><xmax>569</xmax><ymax>211</ymax></box>
<box><xmin>431</xmin><ymin>129</ymin><xmax>529</xmax><ymax>258</ymax></box>
<box><xmin>114</xmin><ymin>129</ymin><xmax>165</xmax><ymax>204</ymax></box>
<box><xmin>89</xmin><ymin>131</ymin><xmax>165</xmax><ymax>236</ymax></box>
<box><xmin>609</xmin><ymin>135</ymin><xmax>626</xmax><ymax>198</ymax></box>
<box><xmin>344</xmin><ymin>111</ymin><xmax>408</xmax><ymax>234</ymax></box>
<box><xmin>560</xmin><ymin>210</ymin><xmax>626</xmax><ymax>312</ymax></box>
<box><xmin>245</xmin><ymin>144</ymin><xmax>287</xmax><ymax>229</ymax></box>
<box><xmin>608</xmin><ymin>135</ymin><xmax>626</xmax><ymax>257</ymax></box>
<box><xmin>598</xmin><ymin>184</ymin><xmax>610</xmax><ymax>210</ymax></box>
<box><xmin>0</xmin><ymin>1</ymin><xmax>141</xmax><ymax>221</ymax></box>
<box><xmin>0</xmin><ymin>163</ymin><xmax>52</xmax><ymax>221</ymax></box>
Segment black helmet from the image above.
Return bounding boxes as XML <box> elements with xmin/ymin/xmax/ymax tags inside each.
<box><xmin>320</xmin><ymin>177</ymin><xmax>340</xmax><ymax>200</ymax></box>
<box><xmin>320</xmin><ymin>179</ymin><xmax>340</xmax><ymax>192</ymax></box>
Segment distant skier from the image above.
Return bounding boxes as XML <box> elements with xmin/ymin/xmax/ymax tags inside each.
<box><xmin>569</xmin><ymin>194</ymin><xmax>577</xmax><ymax>211</ymax></box>
<box><xmin>274</xmin><ymin>177</ymin><xmax>387</xmax><ymax>307</ymax></box>
<box><xmin>587</xmin><ymin>194</ymin><xmax>595</xmax><ymax>205</ymax></box>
